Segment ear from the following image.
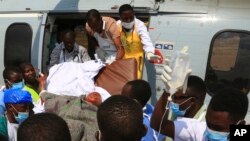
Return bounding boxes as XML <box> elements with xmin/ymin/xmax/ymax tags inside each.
<box><xmin>237</xmin><ymin>120</ymin><xmax>246</xmax><ymax>125</ymax></box>
<box><xmin>95</xmin><ymin>130</ymin><xmax>102</xmax><ymax>141</ymax></box>
<box><xmin>7</xmin><ymin>104</ymin><xmax>12</xmax><ymax>110</ymax></box>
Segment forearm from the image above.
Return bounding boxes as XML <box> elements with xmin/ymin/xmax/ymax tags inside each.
<box><xmin>150</xmin><ymin>91</ymin><xmax>175</xmax><ymax>137</ymax></box>
<box><xmin>151</xmin><ymin>91</ymin><xmax>169</xmax><ymax>130</ymax></box>
<box><xmin>113</xmin><ymin>37</ymin><xmax>124</xmax><ymax>60</ymax></box>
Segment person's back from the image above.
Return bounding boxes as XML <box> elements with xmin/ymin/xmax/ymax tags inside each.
<box><xmin>97</xmin><ymin>95</ymin><xmax>146</xmax><ymax>141</ymax></box>
<box><xmin>17</xmin><ymin>113</ymin><xmax>71</xmax><ymax>141</ymax></box>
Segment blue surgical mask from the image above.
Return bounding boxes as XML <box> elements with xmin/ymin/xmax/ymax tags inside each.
<box><xmin>169</xmin><ymin>97</ymin><xmax>192</xmax><ymax>116</ymax></box>
<box><xmin>11</xmin><ymin>105</ymin><xmax>29</xmax><ymax>124</ymax></box>
<box><xmin>15</xmin><ymin>112</ymin><xmax>29</xmax><ymax>124</ymax></box>
<box><xmin>11</xmin><ymin>81</ymin><xmax>25</xmax><ymax>89</ymax></box>
<box><xmin>5</xmin><ymin>79</ymin><xmax>24</xmax><ymax>89</ymax></box>
<box><xmin>205</xmin><ymin>127</ymin><xmax>229</xmax><ymax>141</ymax></box>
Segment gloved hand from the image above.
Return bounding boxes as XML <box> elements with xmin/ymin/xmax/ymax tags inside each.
<box><xmin>146</xmin><ymin>52</ymin><xmax>161</xmax><ymax>61</ymax></box>
<box><xmin>105</xmin><ymin>55</ymin><xmax>116</xmax><ymax>65</ymax></box>
<box><xmin>160</xmin><ymin>51</ymin><xmax>192</xmax><ymax>94</ymax></box>
<box><xmin>161</xmin><ymin>59</ymin><xmax>173</xmax><ymax>92</ymax></box>
<box><xmin>105</xmin><ymin>59</ymin><xmax>115</xmax><ymax>65</ymax></box>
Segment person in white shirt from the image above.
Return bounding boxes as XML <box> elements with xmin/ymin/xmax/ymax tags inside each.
<box><xmin>151</xmin><ymin>87</ymin><xmax>248</xmax><ymax>141</ymax></box>
<box><xmin>167</xmin><ymin>75</ymin><xmax>207</xmax><ymax>121</ymax></box>
<box><xmin>162</xmin><ymin>75</ymin><xmax>207</xmax><ymax>141</ymax></box>
<box><xmin>49</xmin><ymin>29</ymin><xmax>90</xmax><ymax>69</ymax></box>
<box><xmin>117</xmin><ymin>4</ymin><xmax>160</xmax><ymax>79</ymax></box>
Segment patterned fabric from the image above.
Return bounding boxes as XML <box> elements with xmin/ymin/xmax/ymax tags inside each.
<box><xmin>49</xmin><ymin>42</ymin><xmax>90</xmax><ymax>69</ymax></box>
<box><xmin>44</xmin><ymin>92</ymin><xmax>98</xmax><ymax>141</ymax></box>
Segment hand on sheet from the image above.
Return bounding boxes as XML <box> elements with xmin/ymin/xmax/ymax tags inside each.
<box><xmin>105</xmin><ymin>59</ymin><xmax>115</xmax><ymax>65</ymax></box>
<box><xmin>146</xmin><ymin>52</ymin><xmax>161</xmax><ymax>61</ymax></box>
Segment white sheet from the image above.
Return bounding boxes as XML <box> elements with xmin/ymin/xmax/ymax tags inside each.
<box><xmin>46</xmin><ymin>61</ymin><xmax>110</xmax><ymax>101</ymax></box>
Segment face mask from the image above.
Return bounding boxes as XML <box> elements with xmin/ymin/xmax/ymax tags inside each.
<box><xmin>5</xmin><ymin>79</ymin><xmax>24</xmax><ymax>89</ymax></box>
<box><xmin>11</xmin><ymin>105</ymin><xmax>29</xmax><ymax>124</ymax></box>
<box><xmin>12</xmin><ymin>81</ymin><xmax>25</xmax><ymax>89</ymax></box>
<box><xmin>169</xmin><ymin>97</ymin><xmax>192</xmax><ymax>116</ymax></box>
<box><xmin>205</xmin><ymin>127</ymin><xmax>229</xmax><ymax>141</ymax></box>
<box><xmin>121</xmin><ymin>20</ymin><xmax>135</xmax><ymax>30</ymax></box>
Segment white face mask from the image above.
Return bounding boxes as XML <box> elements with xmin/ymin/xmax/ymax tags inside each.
<box><xmin>121</xmin><ymin>20</ymin><xmax>135</xmax><ymax>30</ymax></box>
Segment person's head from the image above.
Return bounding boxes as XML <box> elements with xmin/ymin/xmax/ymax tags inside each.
<box><xmin>205</xmin><ymin>88</ymin><xmax>248</xmax><ymax>135</ymax></box>
<box><xmin>97</xmin><ymin>95</ymin><xmax>146</xmax><ymax>141</ymax></box>
<box><xmin>86</xmin><ymin>9</ymin><xmax>104</xmax><ymax>33</ymax></box>
<box><xmin>85</xmin><ymin>92</ymin><xmax>102</xmax><ymax>106</ymax></box>
<box><xmin>4</xmin><ymin>89</ymin><xmax>33</xmax><ymax>124</ymax></box>
<box><xmin>62</xmin><ymin>29</ymin><xmax>75</xmax><ymax>52</ymax></box>
<box><xmin>121</xmin><ymin>79</ymin><xmax>151</xmax><ymax>107</ymax></box>
<box><xmin>19</xmin><ymin>63</ymin><xmax>38</xmax><ymax>87</ymax></box>
<box><xmin>169</xmin><ymin>75</ymin><xmax>206</xmax><ymax>117</ymax></box>
<box><xmin>119</xmin><ymin>4</ymin><xmax>135</xmax><ymax>30</ymax></box>
<box><xmin>3</xmin><ymin>66</ymin><xmax>23</xmax><ymax>89</ymax></box>
<box><xmin>17</xmin><ymin>113</ymin><xmax>71</xmax><ymax>141</ymax></box>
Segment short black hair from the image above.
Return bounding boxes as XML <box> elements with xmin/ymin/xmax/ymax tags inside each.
<box><xmin>119</xmin><ymin>4</ymin><xmax>134</xmax><ymax>15</ymax></box>
<box><xmin>86</xmin><ymin>9</ymin><xmax>101</xmax><ymax>22</ymax></box>
<box><xmin>97</xmin><ymin>95</ymin><xmax>144</xmax><ymax>141</ymax></box>
<box><xmin>17</xmin><ymin>113</ymin><xmax>71</xmax><ymax>141</ymax></box>
<box><xmin>188</xmin><ymin>75</ymin><xmax>206</xmax><ymax>97</ymax></box>
<box><xmin>122</xmin><ymin>80</ymin><xmax>151</xmax><ymax>107</ymax></box>
<box><xmin>209</xmin><ymin>87</ymin><xmax>249</xmax><ymax>121</ymax></box>
<box><xmin>19</xmin><ymin>62</ymin><xmax>33</xmax><ymax>72</ymax></box>
<box><xmin>3</xmin><ymin>66</ymin><xmax>22</xmax><ymax>82</ymax></box>
<box><xmin>62</xmin><ymin>29</ymin><xmax>75</xmax><ymax>38</ymax></box>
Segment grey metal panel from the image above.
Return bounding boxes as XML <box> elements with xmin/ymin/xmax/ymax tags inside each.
<box><xmin>0</xmin><ymin>0</ymin><xmax>155</xmax><ymax>12</ymax></box>
<box><xmin>0</xmin><ymin>13</ymin><xmax>43</xmax><ymax>85</ymax></box>
<box><xmin>158</xmin><ymin>0</ymin><xmax>210</xmax><ymax>13</ymax></box>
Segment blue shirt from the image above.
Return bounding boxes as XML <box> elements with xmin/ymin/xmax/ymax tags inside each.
<box><xmin>142</xmin><ymin>104</ymin><xmax>165</xmax><ymax>141</ymax></box>
<box><xmin>0</xmin><ymin>90</ymin><xmax>6</xmax><ymax>116</ymax></box>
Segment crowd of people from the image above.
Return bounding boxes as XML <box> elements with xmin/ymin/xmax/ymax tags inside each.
<box><xmin>0</xmin><ymin>3</ymin><xmax>249</xmax><ymax>141</ymax></box>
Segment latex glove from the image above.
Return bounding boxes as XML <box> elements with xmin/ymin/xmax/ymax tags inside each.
<box><xmin>105</xmin><ymin>55</ymin><xmax>116</xmax><ymax>65</ymax></box>
<box><xmin>161</xmin><ymin>53</ymin><xmax>192</xmax><ymax>94</ymax></box>
<box><xmin>105</xmin><ymin>59</ymin><xmax>115</xmax><ymax>65</ymax></box>
<box><xmin>146</xmin><ymin>52</ymin><xmax>161</xmax><ymax>61</ymax></box>
<box><xmin>161</xmin><ymin>65</ymin><xmax>173</xmax><ymax>91</ymax></box>
<box><xmin>181</xmin><ymin>69</ymin><xmax>192</xmax><ymax>94</ymax></box>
